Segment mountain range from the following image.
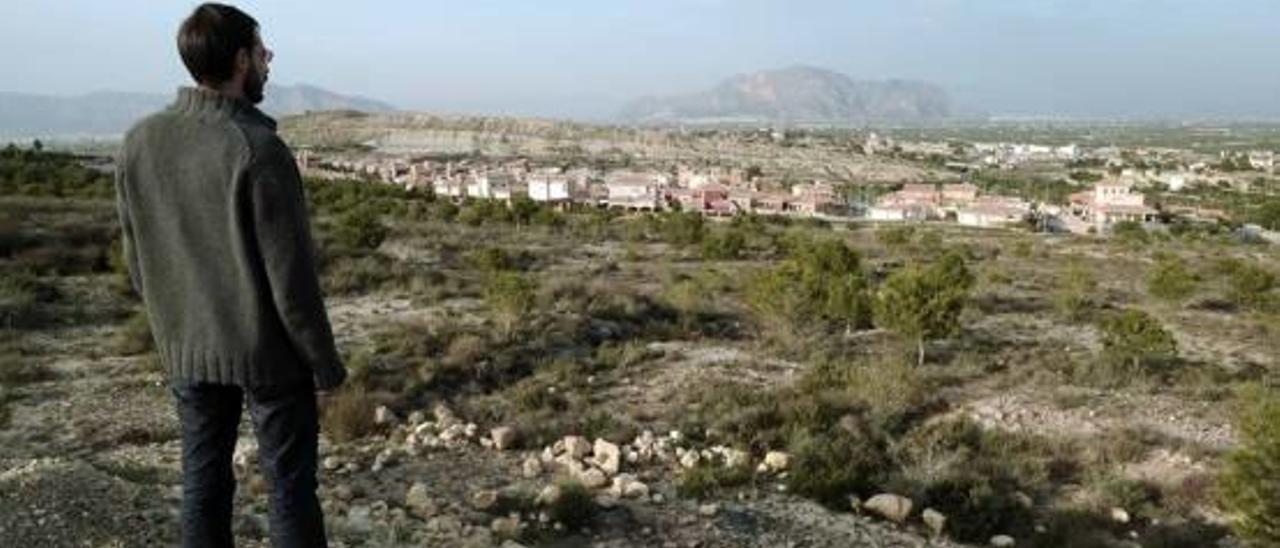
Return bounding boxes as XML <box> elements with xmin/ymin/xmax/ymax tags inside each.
<box><xmin>0</xmin><ymin>84</ymin><xmax>395</xmax><ymax>138</ymax></box>
<box><xmin>621</xmin><ymin>65</ymin><xmax>956</xmax><ymax>125</ymax></box>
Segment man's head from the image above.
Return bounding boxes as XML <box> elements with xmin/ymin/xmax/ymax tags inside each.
<box><xmin>177</xmin><ymin>3</ymin><xmax>272</xmax><ymax>104</ymax></box>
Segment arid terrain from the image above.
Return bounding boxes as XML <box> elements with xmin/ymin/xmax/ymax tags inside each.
<box><xmin>1</xmin><ymin>128</ymin><xmax>1278</xmax><ymax>548</ymax></box>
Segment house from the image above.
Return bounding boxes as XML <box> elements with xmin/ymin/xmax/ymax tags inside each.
<box><xmin>868</xmin><ymin>203</ymin><xmax>932</xmax><ymax>222</ymax></box>
<box><xmin>1067</xmin><ymin>182</ymin><xmax>1158</xmax><ymax>233</ymax></box>
<box><xmin>940</xmin><ymin>183</ymin><xmax>979</xmax><ymax>207</ymax></box>
<box><xmin>956</xmin><ymin>197</ymin><xmax>1031</xmax><ymax>228</ymax></box>
<box><xmin>527</xmin><ymin>174</ymin><xmax>573</xmax><ymax>203</ymax></box>
<box><xmin>605</xmin><ymin>172</ymin><xmax>663</xmax><ymax>210</ymax></box>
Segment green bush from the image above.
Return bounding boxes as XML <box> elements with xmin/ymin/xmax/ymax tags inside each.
<box><xmin>1096</xmin><ymin>309</ymin><xmax>1178</xmax><ymax>381</ymax></box>
<box><xmin>677</xmin><ymin>463</ymin><xmax>755</xmax><ymax>499</ymax></box>
<box><xmin>1227</xmin><ymin>261</ymin><xmax>1276</xmax><ymax>312</ymax></box>
<box><xmin>114</xmin><ymin>310</ymin><xmax>154</xmax><ymax>356</ymax></box>
<box><xmin>786</xmin><ymin>422</ymin><xmax>893</xmax><ymax>508</ymax></box>
<box><xmin>873</xmin><ymin>250</ymin><xmax>974</xmax><ymax>366</ymax></box>
<box><xmin>1218</xmin><ymin>385</ymin><xmax>1280</xmax><ymax>546</ymax></box>
<box><xmin>877</xmin><ymin>225</ymin><xmax>916</xmax><ymax>247</ymax></box>
<box><xmin>333</xmin><ymin>206</ymin><xmax>388</xmax><ymax>250</ymax></box>
<box><xmin>1054</xmin><ymin>259</ymin><xmax>1097</xmax><ymax>323</ymax></box>
<box><xmin>746</xmin><ymin>238</ymin><xmax>872</xmax><ymax>341</ymax></box>
<box><xmin>1111</xmin><ymin>221</ymin><xmax>1148</xmax><ymax>244</ymax></box>
<box><xmin>700</xmin><ymin>228</ymin><xmax>747</xmax><ymax>260</ymax></box>
<box><xmin>1147</xmin><ymin>253</ymin><xmax>1199</xmax><ymax>303</ymax></box>
<box><xmin>659</xmin><ymin>211</ymin><xmax>705</xmax><ymax>246</ymax></box>
<box><xmin>484</xmin><ymin>272</ymin><xmax>537</xmax><ymax>336</ymax></box>
<box><xmin>547</xmin><ymin>480</ymin><xmax>596</xmax><ymax>530</ymax></box>
<box><xmin>320</xmin><ymin>385</ymin><xmax>379</xmax><ymax>442</ymax></box>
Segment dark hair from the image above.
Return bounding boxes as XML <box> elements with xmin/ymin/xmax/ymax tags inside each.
<box><xmin>176</xmin><ymin>3</ymin><xmax>259</xmax><ymax>85</ymax></box>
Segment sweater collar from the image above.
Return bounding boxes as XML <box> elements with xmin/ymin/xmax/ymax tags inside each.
<box><xmin>172</xmin><ymin>86</ymin><xmax>277</xmax><ymax>130</ymax></box>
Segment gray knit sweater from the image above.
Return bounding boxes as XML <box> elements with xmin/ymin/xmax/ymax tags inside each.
<box><xmin>115</xmin><ymin>86</ymin><xmax>346</xmax><ymax>389</ymax></box>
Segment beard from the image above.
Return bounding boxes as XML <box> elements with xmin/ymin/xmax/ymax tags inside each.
<box><xmin>245</xmin><ymin>64</ymin><xmax>267</xmax><ymax>105</ymax></box>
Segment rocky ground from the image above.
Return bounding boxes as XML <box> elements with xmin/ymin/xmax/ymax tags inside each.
<box><xmin>0</xmin><ymin>302</ymin><xmax>968</xmax><ymax>548</ymax></box>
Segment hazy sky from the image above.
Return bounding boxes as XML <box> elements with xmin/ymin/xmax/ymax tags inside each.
<box><xmin>3</xmin><ymin>0</ymin><xmax>1278</xmax><ymax>119</ymax></box>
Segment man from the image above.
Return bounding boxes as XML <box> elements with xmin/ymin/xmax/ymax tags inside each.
<box><xmin>114</xmin><ymin>4</ymin><xmax>346</xmax><ymax>546</ymax></box>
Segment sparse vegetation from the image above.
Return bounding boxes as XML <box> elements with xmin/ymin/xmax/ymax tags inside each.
<box><xmin>1219</xmin><ymin>385</ymin><xmax>1280</xmax><ymax>547</ymax></box>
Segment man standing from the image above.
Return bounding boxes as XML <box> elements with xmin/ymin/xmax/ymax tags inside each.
<box><xmin>114</xmin><ymin>4</ymin><xmax>346</xmax><ymax>546</ymax></box>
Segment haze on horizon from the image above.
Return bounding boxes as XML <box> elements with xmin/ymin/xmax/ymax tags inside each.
<box><xmin>3</xmin><ymin>0</ymin><xmax>1278</xmax><ymax>121</ymax></box>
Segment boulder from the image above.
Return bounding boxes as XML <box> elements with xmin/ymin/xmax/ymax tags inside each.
<box><xmin>591</xmin><ymin>439</ymin><xmax>622</xmax><ymax>475</ymax></box>
<box><xmin>404</xmin><ymin>482</ymin><xmax>437</xmax><ymax>518</ymax></box>
<box><xmin>922</xmin><ymin>508</ymin><xmax>946</xmax><ymax>537</ymax></box>
<box><xmin>491</xmin><ymin>427</ymin><xmax>519</xmax><ymax>451</ymax></box>
<box><xmin>863</xmin><ymin>493</ymin><xmax>913</xmax><ymax>523</ymax></box>
<box><xmin>763</xmin><ymin>451</ymin><xmax>790</xmax><ymax>472</ymax></box>
<box><xmin>990</xmin><ymin>535</ymin><xmax>1016</xmax><ymax>547</ymax></box>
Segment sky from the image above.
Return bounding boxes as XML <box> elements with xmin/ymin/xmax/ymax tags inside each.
<box><xmin>2</xmin><ymin>0</ymin><xmax>1278</xmax><ymax>120</ymax></box>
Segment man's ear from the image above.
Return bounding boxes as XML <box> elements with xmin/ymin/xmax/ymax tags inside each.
<box><xmin>234</xmin><ymin>48</ymin><xmax>252</xmax><ymax>77</ymax></box>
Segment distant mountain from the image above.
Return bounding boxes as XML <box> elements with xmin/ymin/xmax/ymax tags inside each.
<box><xmin>621</xmin><ymin>65</ymin><xmax>954</xmax><ymax>125</ymax></box>
<box><xmin>0</xmin><ymin>84</ymin><xmax>395</xmax><ymax>138</ymax></box>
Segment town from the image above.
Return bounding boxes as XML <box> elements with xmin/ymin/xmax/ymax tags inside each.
<box><xmin>292</xmin><ymin>127</ymin><xmax>1277</xmax><ymax>239</ymax></box>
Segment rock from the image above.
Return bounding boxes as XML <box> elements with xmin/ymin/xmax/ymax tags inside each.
<box><xmin>471</xmin><ymin>489</ymin><xmax>500</xmax><ymax>512</ymax></box>
<box><xmin>407</xmin><ymin>410</ymin><xmax>427</xmax><ymax>425</ymax></box>
<box><xmin>722</xmin><ymin>448</ymin><xmax>749</xmax><ymax>469</ymax></box>
<box><xmin>405</xmin><ymin>482</ymin><xmax>437</xmax><ymax>518</ymax></box>
<box><xmin>591</xmin><ymin>439</ymin><xmax>622</xmax><ymax>475</ymax></box>
<box><xmin>521</xmin><ymin>456</ymin><xmax>543</xmax><ymax>479</ymax></box>
<box><xmin>433</xmin><ymin>403</ymin><xmax>459</xmax><ymax>426</ymax></box>
<box><xmin>863</xmin><ymin>493</ymin><xmax>913</xmax><ymax>523</ymax></box>
<box><xmin>848</xmin><ymin>495</ymin><xmax>861</xmax><ymax>512</ymax></box>
<box><xmin>699</xmin><ymin>503</ymin><xmax>720</xmax><ymax>517</ymax></box>
<box><xmin>322</xmin><ymin>456</ymin><xmax>343</xmax><ymax>471</ymax></box>
<box><xmin>491</xmin><ymin>427</ymin><xmax>519</xmax><ymax>451</ymax></box>
<box><xmin>233</xmin><ymin>440</ymin><xmax>259</xmax><ymax>469</ymax></box>
<box><xmin>536</xmin><ymin>485</ymin><xmax>562</xmax><ymax>507</ymax></box>
<box><xmin>609</xmin><ymin>474</ymin><xmax>650</xmax><ymax>499</ymax></box>
<box><xmin>763</xmin><ymin>451</ymin><xmax>790</xmax><ymax>472</ymax></box>
<box><xmin>374</xmin><ymin>405</ymin><xmax>398</xmax><ymax>426</ymax></box>
<box><xmin>500</xmin><ymin>540</ymin><xmax>529</xmax><ymax>548</ymax></box>
<box><xmin>922</xmin><ymin>508</ymin><xmax>946</xmax><ymax>537</ymax></box>
<box><xmin>1110</xmin><ymin>507</ymin><xmax>1130</xmax><ymax>524</ymax></box>
<box><xmin>491</xmin><ymin>515</ymin><xmax>520</xmax><ymax>538</ymax></box>
<box><xmin>577</xmin><ymin>467</ymin><xmax>608</xmax><ymax>489</ymax></box>
<box><xmin>1012</xmin><ymin>491</ymin><xmax>1033</xmax><ymax>509</ymax></box>
<box><xmin>346</xmin><ymin>505</ymin><xmax>373</xmax><ymax>533</ymax></box>
<box><xmin>331</xmin><ymin>485</ymin><xmax>354</xmax><ymax>502</ymax></box>
<box><xmin>371</xmin><ymin>448</ymin><xmax>396</xmax><ymax>473</ymax></box>
<box><xmin>562</xmin><ymin>436</ymin><xmax>592</xmax><ymax>459</ymax></box>
<box><xmin>990</xmin><ymin>535</ymin><xmax>1015</xmax><ymax>547</ymax></box>
<box><xmin>679</xmin><ymin>450</ymin><xmax>701</xmax><ymax>470</ymax></box>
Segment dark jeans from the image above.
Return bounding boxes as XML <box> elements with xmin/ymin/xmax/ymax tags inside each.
<box><xmin>172</xmin><ymin>381</ymin><xmax>328</xmax><ymax>548</ymax></box>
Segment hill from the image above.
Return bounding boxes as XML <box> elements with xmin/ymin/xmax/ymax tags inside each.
<box><xmin>620</xmin><ymin>65</ymin><xmax>954</xmax><ymax>125</ymax></box>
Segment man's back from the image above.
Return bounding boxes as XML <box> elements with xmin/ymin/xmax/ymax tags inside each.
<box><xmin>117</xmin><ymin>86</ymin><xmax>345</xmax><ymax>388</ymax></box>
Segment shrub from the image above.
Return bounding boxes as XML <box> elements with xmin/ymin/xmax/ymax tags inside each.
<box><xmin>114</xmin><ymin>310</ymin><xmax>154</xmax><ymax>356</ymax></box>
<box><xmin>1111</xmin><ymin>221</ymin><xmax>1148</xmax><ymax>244</ymax></box>
<box><xmin>746</xmin><ymin>238</ymin><xmax>872</xmax><ymax>342</ymax></box>
<box><xmin>484</xmin><ymin>272</ymin><xmax>537</xmax><ymax>336</ymax></box>
<box><xmin>700</xmin><ymin>228</ymin><xmax>747</xmax><ymax>260</ymax></box>
<box><xmin>873</xmin><ymin>250</ymin><xmax>974</xmax><ymax>366</ymax></box>
<box><xmin>0</xmin><ymin>269</ymin><xmax>57</xmax><ymax>329</ymax></box>
<box><xmin>333</xmin><ymin>206</ymin><xmax>388</xmax><ymax>250</ymax></box>
<box><xmin>877</xmin><ymin>225</ymin><xmax>915</xmax><ymax>247</ymax></box>
<box><xmin>547</xmin><ymin>480</ymin><xmax>595</xmax><ymax>530</ymax></box>
<box><xmin>1227</xmin><ymin>261</ymin><xmax>1276</xmax><ymax>312</ymax></box>
<box><xmin>677</xmin><ymin>463</ymin><xmax>755</xmax><ymax>499</ymax></box>
<box><xmin>320</xmin><ymin>385</ymin><xmax>379</xmax><ymax>442</ymax></box>
<box><xmin>1054</xmin><ymin>259</ymin><xmax>1097</xmax><ymax>323</ymax></box>
<box><xmin>1218</xmin><ymin>385</ymin><xmax>1280</xmax><ymax>546</ymax></box>
<box><xmin>1096</xmin><ymin>309</ymin><xmax>1178</xmax><ymax>380</ymax></box>
<box><xmin>786</xmin><ymin>423</ymin><xmax>893</xmax><ymax>508</ymax></box>
<box><xmin>1147</xmin><ymin>253</ymin><xmax>1199</xmax><ymax>303</ymax></box>
<box><xmin>660</xmin><ymin>211</ymin><xmax>706</xmax><ymax>246</ymax></box>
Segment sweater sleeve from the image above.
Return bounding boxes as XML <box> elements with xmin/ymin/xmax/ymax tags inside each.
<box><xmin>248</xmin><ymin>136</ymin><xmax>347</xmax><ymax>390</ymax></box>
<box><xmin>113</xmin><ymin>154</ymin><xmax>144</xmax><ymax>297</ymax></box>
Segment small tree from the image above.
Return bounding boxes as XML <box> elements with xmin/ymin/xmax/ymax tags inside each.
<box><xmin>1055</xmin><ymin>259</ymin><xmax>1097</xmax><ymax>323</ymax></box>
<box><xmin>1228</xmin><ymin>262</ymin><xmax>1276</xmax><ymax>312</ymax></box>
<box><xmin>1147</xmin><ymin>253</ymin><xmax>1198</xmax><ymax>303</ymax></box>
<box><xmin>746</xmin><ymin>238</ymin><xmax>872</xmax><ymax>341</ymax></box>
<box><xmin>1218</xmin><ymin>385</ymin><xmax>1280</xmax><ymax>546</ymax></box>
<box><xmin>874</xmin><ymin>251</ymin><xmax>974</xmax><ymax>367</ymax></box>
<box><xmin>484</xmin><ymin>271</ymin><xmax>537</xmax><ymax>337</ymax></box>
<box><xmin>335</xmin><ymin>206</ymin><xmax>388</xmax><ymax>250</ymax></box>
<box><xmin>1097</xmin><ymin>309</ymin><xmax>1177</xmax><ymax>377</ymax></box>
